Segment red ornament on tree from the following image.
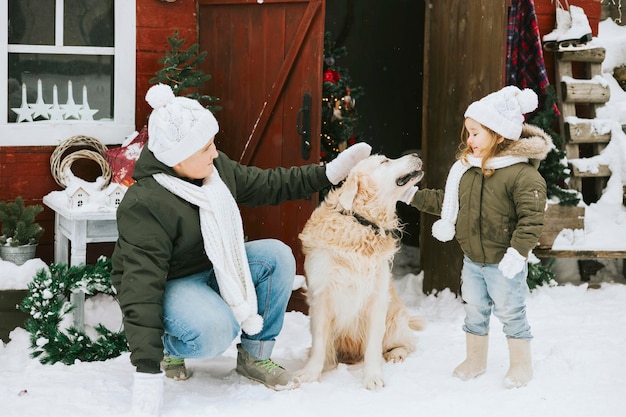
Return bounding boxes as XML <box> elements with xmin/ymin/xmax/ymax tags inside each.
<box><xmin>323</xmin><ymin>69</ymin><xmax>341</xmax><ymax>84</ymax></box>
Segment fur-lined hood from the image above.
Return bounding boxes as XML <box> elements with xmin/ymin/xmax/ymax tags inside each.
<box><xmin>499</xmin><ymin>123</ymin><xmax>553</xmax><ymax>166</ymax></box>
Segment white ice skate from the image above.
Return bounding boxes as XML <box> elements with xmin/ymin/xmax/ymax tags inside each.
<box><xmin>542</xmin><ymin>1</ymin><xmax>571</xmax><ymax>51</ymax></box>
<box><xmin>543</xmin><ymin>3</ymin><xmax>592</xmax><ymax>51</ymax></box>
<box><xmin>557</xmin><ymin>5</ymin><xmax>592</xmax><ymax>49</ymax></box>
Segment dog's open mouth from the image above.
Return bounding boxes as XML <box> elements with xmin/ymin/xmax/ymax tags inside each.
<box><xmin>396</xmin><ymin>171</ymin><xmax>423</xmax><ymax>187</ymax></box>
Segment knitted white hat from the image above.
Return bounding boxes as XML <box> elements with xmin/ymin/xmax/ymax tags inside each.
<box><xmin>464</xmin><ymin>86</ymin><xmax>538</xmax><ymax>140</ymax></box>
<box><xmin>146</xmin><ymin>84</ymin><xmax>219</xmax><ymax>167</ymax></box>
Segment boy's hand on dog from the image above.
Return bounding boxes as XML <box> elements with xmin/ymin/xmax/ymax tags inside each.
<box><xmin>325</xmin><ymin>142</ymin><xmax>372</xmax><ymax>184</ymax></box>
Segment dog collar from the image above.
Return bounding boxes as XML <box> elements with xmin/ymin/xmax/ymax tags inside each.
<box><xmin>341</xmin><ymin>211</ymin><xmax>397</xmax><ymax>237</ymax></box>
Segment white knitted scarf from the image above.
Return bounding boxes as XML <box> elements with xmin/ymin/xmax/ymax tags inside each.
<box><xmin>153</xmin><ymin>171</ymin><xmax>263</xmax><ymax>335</ymax></box>
<box><xmin>432</xmin><ymin>155</ymin><xmax>528</xmax><ymax>242</ymax></box>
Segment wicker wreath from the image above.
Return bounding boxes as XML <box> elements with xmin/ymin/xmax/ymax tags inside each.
<box><xmin>51</xmin><ymin>135</ymin><xmax>111</xmax><ymax>189</ymax></box>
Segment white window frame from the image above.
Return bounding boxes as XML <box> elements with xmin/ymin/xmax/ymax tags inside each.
<box><xmin>0</xmin><ymin>0</ymin><xmax>136</xmax><ymax>146</ymax></box>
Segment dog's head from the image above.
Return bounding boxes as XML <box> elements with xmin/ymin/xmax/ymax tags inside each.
<box><xmin>335</xmin><ymin>153</ymin><xmax>424</xmax><ymax>213</ymax></box>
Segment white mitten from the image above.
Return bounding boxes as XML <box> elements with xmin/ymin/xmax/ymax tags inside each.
<box><xmin>399</xmin><ymin>185</ymin><xmax>419</xmax><ymax>205</ymax></box>
<box><xmin>325</xmin><ymin>142</ymin><xmax>372</xmax><ymax>184</ymax></box>
<box><xmin>132</xmin><ymin>371</ymin><xmax>164</xmax><ymax>417</ymax></box>
<box><xmin>498</xmin><ymin>247</ymin><xmax>526</xmax><ymax>279</ymax></box>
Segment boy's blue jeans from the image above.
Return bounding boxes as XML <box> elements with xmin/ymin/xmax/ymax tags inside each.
<box><xmin>161</xmin><ymin>239</ymin><xmax>295</xmax><ymax>361</ymax></box>
<box><xmin>460</xmin><ymin>256</ymin><xmax>532</xmax><ymax>340</ymax></box>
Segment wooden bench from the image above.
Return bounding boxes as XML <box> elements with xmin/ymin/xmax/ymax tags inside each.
<box><xmin>534</xmin><ymin>204</ymin><xmax>626</xmax><ymax>281</ymax></box>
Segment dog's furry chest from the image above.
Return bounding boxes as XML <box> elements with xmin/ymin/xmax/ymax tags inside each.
<box><xmin>302</xmin><ymin>241</ymin><xmax>393</xmax><ymax>326</ymax></box>
<box><xmin>299</xmin><ymin>209</ymin><xmax>399</xmax><ymax>258</ymax></box>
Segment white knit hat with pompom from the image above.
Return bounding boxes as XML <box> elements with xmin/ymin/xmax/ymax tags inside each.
<box><xmin>146</xmin><ymin>84</ymin><xmax>219</xmax><ymax>166</ymax></box>
<box><xmin>464</xmin><ymin>86</ymin><xmax>538</xmax><ymax>140</ymax></box>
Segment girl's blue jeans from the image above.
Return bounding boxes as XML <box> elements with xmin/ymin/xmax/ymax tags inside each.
<box><xmin>460</xmin><ymin>255</ymin><xmax>532</xmax><ymax>340</ymax></box>
<box><xmin>161</xmin><ymin>239</ymin><xmax>295</xmax><ymax>361</ymax></box>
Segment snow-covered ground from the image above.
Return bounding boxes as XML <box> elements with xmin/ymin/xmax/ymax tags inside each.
<box><xmin>0</xmin><ymin>267</ymin><xmax>625</xmax><ymax>417</ymax></box>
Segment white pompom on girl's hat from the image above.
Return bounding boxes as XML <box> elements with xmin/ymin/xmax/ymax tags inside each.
<box><xmin>464</xmin><ymin>86</ymin><xmax>538</xmax><ymax>140</ymax></box>
<box><xmin>146</xmin><ymin>83</ymin><xmax>219</xmax><ymax>167</ymax></box>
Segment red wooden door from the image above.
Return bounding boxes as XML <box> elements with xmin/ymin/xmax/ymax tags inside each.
<box><xmin>198</xmin><ymin>0</ymin><xmax>325</xmax><ymax>274</ymax></box>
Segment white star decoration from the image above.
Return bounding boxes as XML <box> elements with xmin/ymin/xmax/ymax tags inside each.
<box><xmin>61</xmin><ymin>81</ymin><xmax>82</xmax><ymax>120</ymax></box>
<box><xmin>10</xmin><ymin>79</ymin><xmax>101</xmax><ymax>123</ymax></box>
<box><xmin>48</xmin><ymin>85</ymin><xmax>65</xmax><ymax>121</ymax></box>
<box><xmin>78</xmin><ymin>85</ymin><xmax>98</xmax><ymax>120</ymax></box>
<box><xmin>11</xmin><ymin>83</ymin><xmax>33</xmax><ymax>123</ymax></box>
<box><xmin>29</xmin><ymin>79</ymin><xmax>51</xmax><ymax>120</ymax></box>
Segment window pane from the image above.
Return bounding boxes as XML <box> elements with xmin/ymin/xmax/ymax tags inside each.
<box><xmin>8</xmin><ymin>53</ymin><xmax>114</xmax><ymax>122</ymax></box>
<box><xmin>8</xmin><ymin>0</ymin><xmax>56</xmax><ymax>45</ymax></box>
<box><xmin>64</xmin><ymin>0</ymin><xmax>114</xmax><ymax>47</ymax></box>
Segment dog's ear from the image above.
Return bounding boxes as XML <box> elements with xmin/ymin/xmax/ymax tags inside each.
<box><xmin>337</xmin><ymin>175</ymin><xmax>359</xmax><ymax>212</ymax></box>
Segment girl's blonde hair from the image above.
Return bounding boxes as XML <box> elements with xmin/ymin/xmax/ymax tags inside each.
<box><xmin>456</xmin><ymin>120</ymin><xmax>511</xmax><ymax>178</ymax></box>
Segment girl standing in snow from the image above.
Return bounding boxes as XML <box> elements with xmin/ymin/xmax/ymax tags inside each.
<box><xmin>111</xmin><ymin>83</ymin><xmax>371</xmax><ymax>416</ymax></box>
<box><xmin>402</xmin><ymin>86</ymin><xmax>552</xmax><ymax>388</ymax></box>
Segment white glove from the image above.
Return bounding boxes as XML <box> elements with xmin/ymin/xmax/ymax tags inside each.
<box><xmin>399</xmin><ymin>185</ymin><xmax>419</xmax><ymax>205</ymax></box>
<box><xmin>498</xmin><ymin>247</ymin><xmax>527</xmax><ymax>279</ymax></box>
<box><xmin>132</xmin><ymin>371</ymin><xmax>164</xmax><ymax>417</ymax></box>
<box><xmin>325</xmin><ymin>142</ymin><xmax>372</xmax><ymax>184</ymax></box>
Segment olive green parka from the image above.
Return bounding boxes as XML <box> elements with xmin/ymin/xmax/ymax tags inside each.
<box><xmin>111</xmin><ymin>146</ymin><xmax>330</xmax><ymax>372</ymax></box>
<box><xmin>410</xmin><ymin>124</ymin><xmax>552</xmax><ymax>265</ymax></box>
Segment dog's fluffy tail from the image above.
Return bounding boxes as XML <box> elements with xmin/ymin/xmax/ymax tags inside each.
<box><xmin>409</xmin><ymin>316</ymin><xmax>426</xmax><ymax>331</ymax></box>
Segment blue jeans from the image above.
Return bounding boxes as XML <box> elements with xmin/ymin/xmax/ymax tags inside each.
<box><xmin>460</xmin><ymin>256</ymin><xmax>532</xmax><ymax>340</ymax></box>
<box><xmin>161</xmin><ymin>239</ymin><xmax>295</xmax><ymax>361</ymax></box>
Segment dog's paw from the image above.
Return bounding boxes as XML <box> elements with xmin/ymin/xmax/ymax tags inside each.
<box><xmin>363</xmin><ymin>374</ymin><xmax>385</xmax><ymax>390</ymax></box>
<box><xmin>295</xmin><ymin>368</ymin><xmax>322</xmax><ymax>384</ymax></box>
<box><xmin>384</xmin><ymin>347</ymin><xmax>409</xmax><ymax>363</ymax></box>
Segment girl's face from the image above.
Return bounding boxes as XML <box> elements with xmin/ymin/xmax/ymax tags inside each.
<box><xmin>173</xmin><ymin>139</ymin><xmax>219</xmax><ymax>179</ymax></box>
<box><xmin>464</xmin><ymin>118</ymin><xmax>503</xmax><ymax>158</ymax></box>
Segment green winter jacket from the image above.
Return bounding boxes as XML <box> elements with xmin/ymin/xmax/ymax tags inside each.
<box><xmin>411</xmin><ymin>124</ymin><xmax>552</xmax><ymax>265</ymax></box>
<box><xmin>111</xmin><ymin>146</ymin><xmax>330</xmax><ymax>372</ymax></box>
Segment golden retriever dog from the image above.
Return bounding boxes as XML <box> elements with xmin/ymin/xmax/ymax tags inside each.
<box><xmin>297</xmin><ymin>153</ymin><xmax>425</xmax><ymax>390</ymax></box>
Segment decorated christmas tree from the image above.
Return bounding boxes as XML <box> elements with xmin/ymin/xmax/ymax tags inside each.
<box><xmin>530</xmin><ymin>85</ymin><xmax>580</xmax><ymax>206</ymax></box>
<box><xmin>320</xmin><ymin>32</ymin><xmax>364</xmax><ymax>164</ymax></box>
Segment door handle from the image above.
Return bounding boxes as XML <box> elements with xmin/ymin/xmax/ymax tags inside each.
<box><xmin>296</xmin><ymin>93</ymin><xmax>312</xmax><ymax>160</ymax></box>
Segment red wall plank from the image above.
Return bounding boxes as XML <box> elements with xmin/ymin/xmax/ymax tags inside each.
<box><xmin>135</xmin><ymin>0</ymin><xmax>199</xmax><ymax>130</ymax></box>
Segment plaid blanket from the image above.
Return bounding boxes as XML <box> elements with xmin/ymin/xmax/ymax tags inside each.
<box><xmin>506</xmin><ymin>0</ymin><xmax>555</xmax><ymax>114</ymax></box>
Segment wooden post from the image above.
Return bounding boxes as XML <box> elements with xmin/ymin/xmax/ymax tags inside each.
<box><xmin>421</xmin><ymin>0</ymin><xmax>508</xmax><ymax>295</ymax></box>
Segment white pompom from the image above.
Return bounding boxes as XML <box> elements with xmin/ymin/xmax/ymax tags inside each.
<box><xmin>241</xmin><ymin>314</ymin><xmax>264</xmax><ymax>336</ymax></box>
<box><xmin>517</xmin><ymin>88</ymin><xmax>538</xmax><ymax>114</ymax></box>
<box><xmin>231</xmin><ymin>302</ymin><xmax>251</xmax><ymax>324</ymax></box>
<box><xmin>432</xmin><ymin>219</ymin><xmax>456</xmax><ymax>242</ymax></box>
<box><xmin>146</xmin><ymin>83</ymin><xmax>175</xmax><ymax>109</ymax></box>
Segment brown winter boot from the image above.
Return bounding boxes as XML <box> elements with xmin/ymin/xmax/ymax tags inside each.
<box><xmin>504</xmin><ymin>338</ymin><xmax>533</xmax><ymax>388</ymax></box>
<box><xmin>452</xmin><ymin>333</ymin><xmax>488</xmax><ymax>380</ymax></box>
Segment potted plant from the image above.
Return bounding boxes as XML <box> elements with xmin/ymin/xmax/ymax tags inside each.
<box><xmin>0</xmin><ymin>196</ymin><xmax>44</xmax><ymax>265</ymax></box>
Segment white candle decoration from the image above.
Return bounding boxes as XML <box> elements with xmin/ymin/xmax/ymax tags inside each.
<box><xmin>11</xmin><ymin>83</ymin><xmax>34</xmax><ymax>123</ymax></box>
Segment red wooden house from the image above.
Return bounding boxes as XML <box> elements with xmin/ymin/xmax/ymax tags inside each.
<box><xmin>0</xmin><ymin>0</ymin><xmax>604</xmax><ymax>293</ymax></box>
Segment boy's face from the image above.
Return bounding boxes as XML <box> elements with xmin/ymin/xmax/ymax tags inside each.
<box><xmin>173</xmin><ymin>138</ymin><xmax>219</xmax><ymax>179</ymax></box>
<box><xmin>464</xmin><ymin>118</ymin><xmax>502</xmax><ymax>158</ymax></box>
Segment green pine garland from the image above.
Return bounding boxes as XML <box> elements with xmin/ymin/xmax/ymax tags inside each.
<box><xmin>527</xmin><ymin>259</ymin><xmax>558</xmax><ymax>291</ymax></box>
<box><xmin>19</xmin><ymin>257</ymin><xmax>128</xmax><ymax>365</ymax></box>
